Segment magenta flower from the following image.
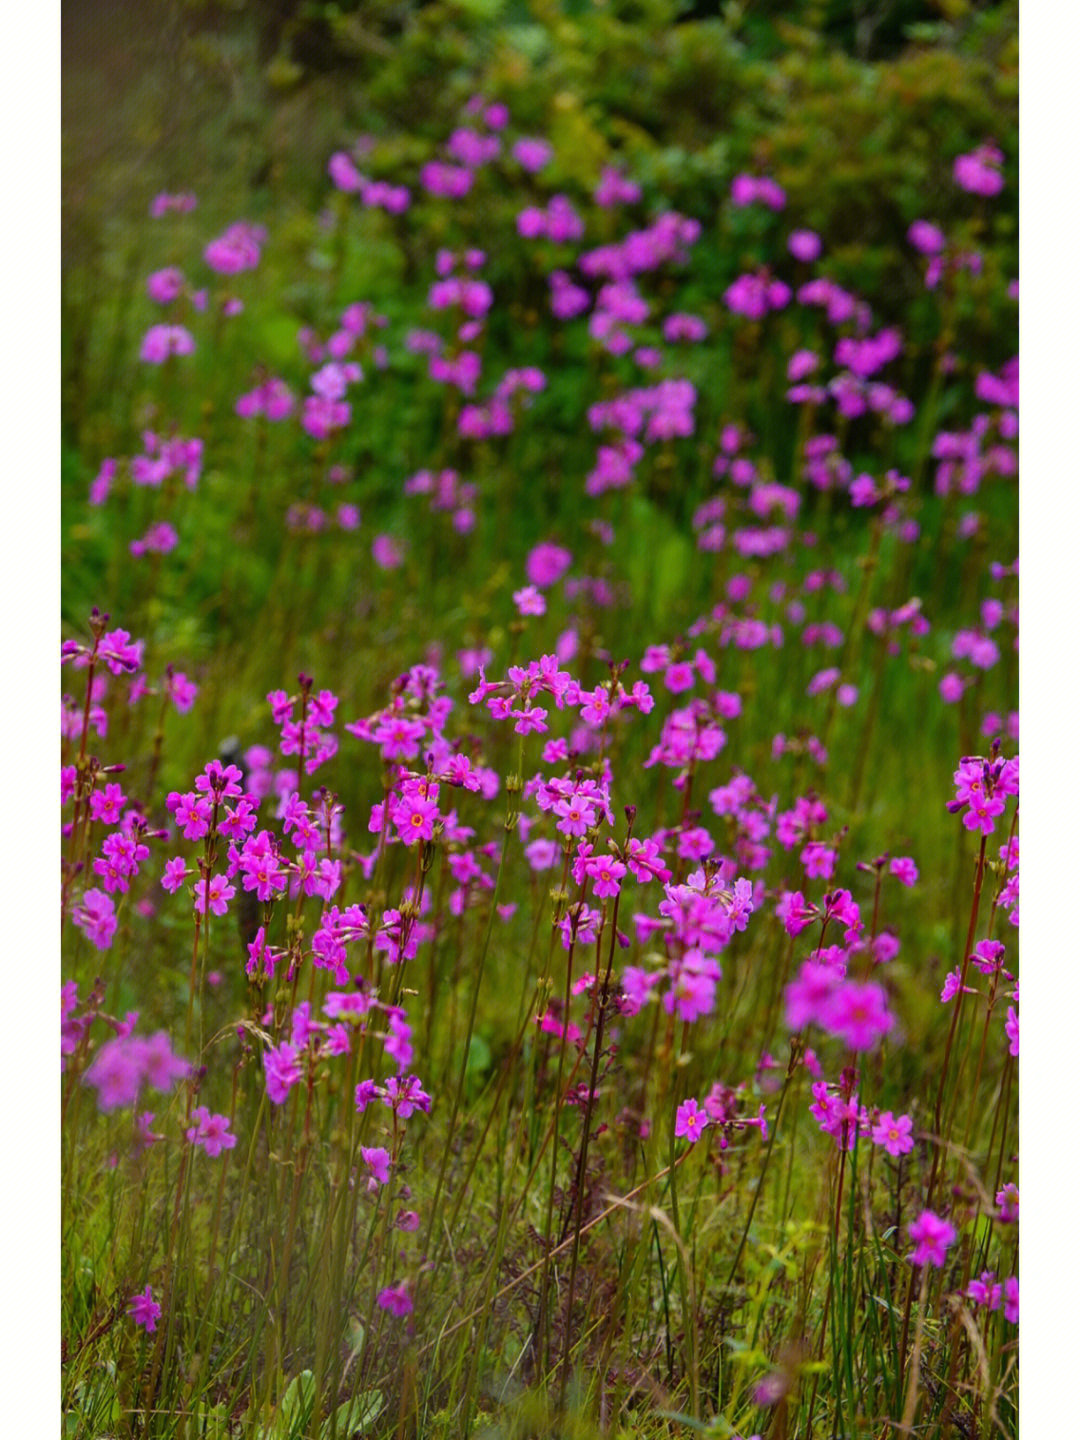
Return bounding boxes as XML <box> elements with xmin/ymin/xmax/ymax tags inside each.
<box><xmin>526</xmin><ymin>542</ymin><xmax>572</xmax><ymax>588</ymax></box>
<box><xmin>954</xmin><ymin>144</ymin><xmax>1005</xmax><ymax>197</ymax></box>
<box><xmin>193</xmin><ymin>874</ymin><xmax>236</xmax><ymax>917</ymax></box>
<box><xmin>889</xmin><ymin>856</ymin><xmax>919</xmax><ymax>886</ymax></box>
<box><xmin>127</xmin><ymin>1285</ymin><xmax>162</xmax><ymax>1333</ymax></box>
<box><xmin>513</xmin><ymin>585</ymin><xmax>546</xmax><ymax>617</ymax></box>
<box><xmin>139</xmin><ymin>1032</ymin><xmax>190</xmax><ymax>1092</ymax></box>
<box><xmin>150</xmin><ymin>191</ymin><xmax>196</xmax><ymax>216</ymax></box>
<box><xmin>147</xmin><ymin>266</ymin><xmax>185</xmax><ymax>304</ymax></box>
<box><xmin>966</xmin><ymin>1271</ymin><xmax>1002</xmax><ymax>1311</ymax></box>
<box><xmin>73</xmin><ymin>888</ymin><xmax>118</xmax><ymax>950</ymax></box>
<box><xmin>361</xmin><ymin>1145</ymin><xmax>392</xmax><ymax>1186</ymax></box>
<box><xmin>871</xmin><ymin>1111</ymin><xmax>914</xmax><ymax>1157</ymax></box>
<box><xmin>788</xmin><ymin>229</ymin><xmax>821</xmax><ymax>262</ymax></box>
<box><xmin>996</xmin><ymin>1183</ymin><xmax>1018</xmax><ymax>1223</ymax></box>
<box><xmin>392</xmin><ymin>793</ymin><xmax>439</xmax><ymax>845</ymax></box>
<box><xmin>377</xmin><ymin>1281</ymin><xmax>413</xmax><ymax>1317</ymax></box>
<box><xmin>586</xmin><ymin>856</ymin><xmax>625</xmax><ymax>899</ymax></box>
<box><xmin>204</xmin><ymin>220</ymin><xmax>264</xmax><ymax>274</ymax></box>
<box><xmin>674</xmin><ymin>1097</ymin><xmax>707</xmax><ymax>1143</ymax></box>
<box><xmin>512</xmin><ymin>137</ymin><xmax>552</xmax><ymax>172</ymax></box>
<box><xmin>264</xmin><ymin>1041</ymin><xmax>303</xmax><ymax>1104</ymax></box>
<box><xmin>89</xmin><ymin>782</ymin><xmax>127</xmax><ymax>825</ymax></box>
<box><xmin>185</xmin><ymin>1107</ymin><xmax>238</xmax><ymax>1157</ymax></box>
<box><xmin>908</xmin><ymin>1210</ymin><xmax>956</xmax><ymax>1267</ymax></box>
<box><xmin>1005</xmin><ymin>1004</ymin><xmax>1018</xmax><ymax>1057</ymax></box>
<box><xmin>381</xmin><ymin>1074</ymin><xmax>432</xmax><ymax>1119</ymax></box>
<box><xmin>140</xmin><ymin>324</ymin><xmax>195</xmax><ymax>363</ymax></box>
<box><xmin>908</xmin><ymin>219</ymin><xmax>945</xmax><ymax>255</ymax></box>
<box><xmin>83</xmin><ymin>1037</ymin><xmax>144</xmax><ymax>1111</ymax></box>
<box><xmin>372</xmin><ymin>534</ymin><xmax>403</xmax><ymax>569</ymax></box>
<box><xmin>553</xmin><ymin>796</ymin><xmax>596</xmax><ymax>838</ymax></box>
<box><xmin>331</xmin><ymin>150</ymin><xmax>365</xmax><ymax>192</ymax></box>
<box><xmin>824</xmin><ymin>981</ymin><xmax>894</xmax><ymax>1052</ymax></box>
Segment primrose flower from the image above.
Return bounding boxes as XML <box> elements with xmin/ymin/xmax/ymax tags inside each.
<box><xmin>264</xmin><ymin>1041</ymin><xmax>303</xmax><ymax>1104</ymax></box>
<box><xmin>185</xmin><ymin>1107</ymin><xmax>238</xmax><ymax>1157</ymax></box>
<box><xmin>871</xmin><ymin>1111</ymin><xmax>914</xmax><ymax>1157</ymax></box>
<box><xmin>674</xmin><ymin>1097</ymin><xmax>707</xmax><ymax>1142</ymax></box>
<box><xmin>823</xmin><ymin>981</ymin><xmax>894</xmax><ymax>1052</ymax></box>
<box><xmin>954</xmin><ymin>144</ymin><xmax>1005</xmax><ymax>197</ymax></box>
<box><xmin>377</xmin><ymin>1281</ymin><xmax>414</xmax><ymax>1317</ymax></box>
<box><xmin>127</xmin><ymin>1286</ymin><xmax>162</xmax><ymax>1333</ymax></box>
<box><xmin>140</xmin><ymin>324</ymin><xmax>195</xmax><ymax>363</ymax></box>
<box><xmin>526</xmin><ymin>542</ymin><xmax>572</xmax><ymax>588</ymax></box>
<box><xmin>788</xmin><ymin>229</ymin><xmax>822</xmax><ymax>261</ymax></box>
<box><xmin>512</xmin><ymin>137</ymin><xmax>552</xmax><ymax>172</ymax></box>
<box><xmin>193</xmin><ymin>874</ymin><xmax>235</xmax><ymax>917</ymax></box>
<box><xmin>204</xmin><ymin>220</ymin><xmax>264</xmax><ymax>273</ymax></box>
<box><xmin>73</xmin><ymin>888</ymin><xmax>118</xmax><ymax>950</ymax></box>
<box><xmin>908</xmin><ymin>1210</ymin><xmax>956</xmax><ymax>1267</ymax></box>
<box><xmin>966</xmin><ymin>1271</ymin><xmax>1003</xmax><ymax>1311</ymax></box>
<box><xmin>513</xmin><ymin>585</ymin><xmax>546</xmax><ymax>616</ymax></box>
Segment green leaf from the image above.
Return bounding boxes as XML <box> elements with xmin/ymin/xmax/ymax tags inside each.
<box><xmin>466</xmin><ymin>1033</ymin><xmax>492</xmax><ymax>1075</ymax></box>
<box><xmin>320</xmin><ymin>1389</ymin><xmax>384</xmax><ymax>1439</ymax></box>
<box><xmin>280</xmin><ymin>1370</ymin><xmax>315</xmax><ymax>1437</ymax></box>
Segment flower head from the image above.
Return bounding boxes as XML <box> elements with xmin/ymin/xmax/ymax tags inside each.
<box><xmin>127</xmin><ymin>1285</ymin><xmax>162</xmax><ymax>1333</ymax></box>
<box><xmin>674</xmin><ymin>1097</ymin><xmax>707</xmax><ymax>1143</ymax></box>
<box><xmin>908</xmin><ymin>1210</ymin><xmax>956</xmax><ymax>1267</ymax></box>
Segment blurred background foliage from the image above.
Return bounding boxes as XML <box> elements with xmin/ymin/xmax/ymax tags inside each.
<box><xmin>62</xmin><ymin>0</ymin><xmax>1017</xmax><ymax>772</ymax></box>
<box><xmin>64</xmin><ymin>0</ymin><xmax>1016</xmax><ymax>376</ymax></box>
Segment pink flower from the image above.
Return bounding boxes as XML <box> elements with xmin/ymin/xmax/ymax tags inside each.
<box><xmin>127</xmin><ymin>1285</ymin><xmax>162</xmax><ymax>1333</ymax></box>
<box><xmin>871</xmin><ymin>1111</ymin><xmax>913</xmax><ymax>1157</ymax></box>
<box><xmin>801</xmin><ymin>842</ymin><xmax>836</xmax><ymax>880</ymax></box>
<box><xmin>204</xmin><ymin>220</ymin><xmax>264</xmax><ymax>274</ymax></box>
<box><xmin>140</xmin><ymin>324</ymin><xmax>195</xmax><ymax>363</ymax></box>
<box><xmin>512</xmin><ymin>137</ymin><xmax>552</xmax><ymax>172</ymax></box>
<box><xmin>554</xmin><ymin>797</ymin><xmax>596</xmax><ymax>838</ymax></box>
<box><xmin>166</xmin><ymin>671</ymin><xmax>199</xmax><ymax>713</ymax></box>
<box><xmin>361</xmin><ymin>1145</ymin><xmax>392</xmax><ymax>1186</ymax></box>
<box><xmin>586</xmin><ymin>856</ymin><xmax>625</xmax><ymax>899</ymax></box>
<box><xmin>889</xmin><ymin>856</ymin><xmax>918</xmax><ymax>886</ymax></box>
<box><xmin>823</xmin><ymin>980</ymin><xmax>893</xmax><ymax>1050</ymax></box>
<box><xmin>328</xmin><ymin>151</ymin><xmax>364</xmax><ymax>192</ymax></box>
<box><xmin>784</xmin><ymin>960</ymin><xmax>841</xmax><ymax>1031</ymax></box>
<box><xmin>675</xmin><ymin>1097</ymin><xmax>707</xmax><ymax>1142</ymax></box>
<box><xmin>908</xmin><ymin>220</ymin><xmax>945</xmax><ymax>255</ymax></box>
<box><xmin>264</xmin><ymin>1041</ymin><xmax>303</xmax><ymax>1104</ymax></box>
<box><xmin>372</xmin><ymin>534</ymin><xmax>403</xmax><ymax>569</ymax></box>
<box><xmin>73</xmin><ymin>888</ymin><xmax>118</xmax><ymax>950</ymax></box>
<box><xmin>83</xmin><ymin>1037</ymin><xmax>144</xmax><ymax>1110</ymax></box>
<box><xmin>954</xmin><ymin>145</ymin><xmax>1005</xmax><ymax>197</ymax></box>
<box><xmin>185</xmin><ymin>1107</ymin><xmax>238</xmax><ymax>1157</ymax></box>
<box><xmin>89</xmin><ymin>782</ymin><xmax>127</xmax><ymax>825</ymax></box>
<box><xmin>788</xmin><ymin>229</ymin><xmax>821</xmax><ymax>262</ymax></box>
<box><xmin>161</xmin><ymin>857</ymin><xmax>189</xmax><ymax>893</ymax></box>
<box><xmin>392</xmin><ymin>794</ymin><xmax>439</xmax><ymax>845</ymax></box>
<box><xmin>996</xmin><ymin>1183</ymin><xmax>1018</xmax><ymax>1223</ymax></box>
<box><xmin>513</xmin><ymin>585</ymin><xmax>546</xmax><ymax>616</ymax></box>
<box><xmin>147</xmin><ymin>267</ymin><xmax>185</xmax><ymax>304</ymax></box>
<box><xmin>908</xmin><ymin>1210</ymin><xmax>956</xmax><ymax>1267</ymax></box>
<box><xmin>150</xmin><ymin>191</ymin><xmax>196</xmax><ymax>216</ymax></box>
<box><xmin>193</xmin><ymin>874</ymin><xmax>235</xmax><ymax>916</ymax></box>
<box><xmin>966</xmin><ymin>1271</ymin><xmax>1002</xmax><ymax>1311</ymax></box>
<box><xmin>526</xmin><ymin>542</ymin><xmax>572</xmax><ymax>588</ymax></box>
<box><xmin>377</xmin><ymin>1280</ymin><xmax>413</xmax><ymax>1317</ymax></box>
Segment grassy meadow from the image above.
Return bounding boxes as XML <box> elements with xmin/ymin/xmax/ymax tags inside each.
<box><xmin>61</xmin><ymin>3</ymin><xmax>1019</xmax><ymax>1436</ymax></box>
